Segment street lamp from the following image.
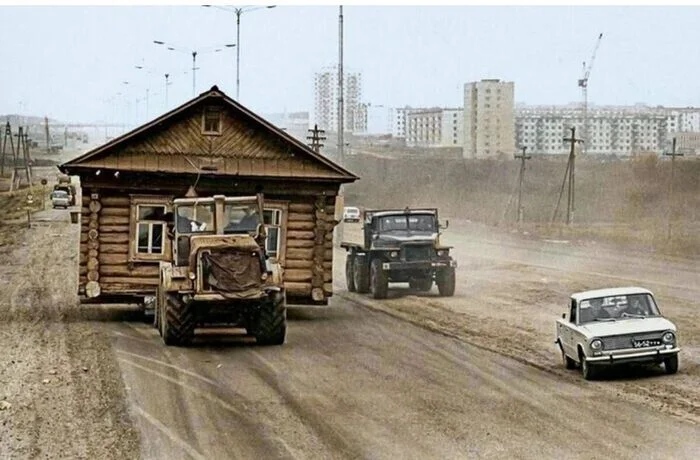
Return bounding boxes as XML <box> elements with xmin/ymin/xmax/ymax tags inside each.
<box><xmin>203</xmin><ymin>5</ymin><xmax>276</xmax><ymax>101</ymax></box>
<box><xmin>153</xmin><ymin>40</ymin><xmax>236</xmax><ymax>97</ymax></box>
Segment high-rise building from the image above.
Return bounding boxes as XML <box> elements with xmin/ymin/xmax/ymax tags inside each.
<box><xmin>463</xmin><ymin>79</ymin><xmax>516</xmax><ymax>159</ymax></box>
<box><xmin>313</xmin><ymin>66</ymin><xmax>365</xmax><ymax>133</ymax></box>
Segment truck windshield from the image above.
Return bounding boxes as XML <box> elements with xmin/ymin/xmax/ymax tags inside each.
<box><xmin>223</xmin><ymin>204</ymin><xmax>261</xmax><ymax>234</ymax></box>
<box><xmin>176</xmin><ymin>203</ymin><xmax>215</xmax><ymax>233</ymax></box>
<box><xmin>377</xmin><ymin>214</ymin><xmax>435</xmax><ymax>232</ymax></box>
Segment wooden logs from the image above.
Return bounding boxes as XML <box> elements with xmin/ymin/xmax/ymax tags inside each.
<box><xmin>85</xmin><ymin>281</ymin><xmax>101</xmax><ymax>298</ymax></box>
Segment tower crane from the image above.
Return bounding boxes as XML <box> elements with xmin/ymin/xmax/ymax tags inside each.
<box><xmin>578</xmin><ymin>33</ymin><xmax>603</xmax><ymax>154</ymax></box>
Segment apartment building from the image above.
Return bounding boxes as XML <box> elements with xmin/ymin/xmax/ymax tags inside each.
<box><xmin>313</xmin><ymin>66</ymin><xmax>366</xmax><ymax>133</ymax></box>
<box><xmin>405</xmin><ymin>108</ymin><xmax>463</xmax><ymax>147</ymax></box>
<box><xmin>463</xmin><ymin>79</ymin><xmax>516</xmax><ymax>158</ymax></box>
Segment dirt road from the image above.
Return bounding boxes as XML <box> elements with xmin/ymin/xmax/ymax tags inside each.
<box><xmin>1</xmin><ymin>189</ymin><xmax>699</xmax><ymax>458</ymax></box>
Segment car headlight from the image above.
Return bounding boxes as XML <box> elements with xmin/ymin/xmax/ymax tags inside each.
<box><xmin>662</xmin><ymin>332</ymin><xmax>675</xmax><ymax>344</ymax></box>
<box><xmin>590</xmin><ymin>339</ymin><xmax>603</xmax><ymax>350</ymax></box>
<box><xmin>390</xmin><ymin>251</ymin><xmax>398</xmax><ymax>258</ymax></box>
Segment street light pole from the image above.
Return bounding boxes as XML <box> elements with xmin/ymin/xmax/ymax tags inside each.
<box><xmin>192</xmin><ymin>51</ymin><xmax>198</xmax><ymax>97</ymax></box>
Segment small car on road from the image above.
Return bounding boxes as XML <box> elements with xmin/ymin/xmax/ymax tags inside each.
<box><xmin>556</xmin><ymin>287</ymin><xmax>679</xmax><ymax>380</ymax></box>
<box><xmin>343</xmin><ymin>206</ymin><xmax>361</xmax><ymax>223</ymax></box>
<box><xmin>51</xmin><ymin>190</ymin><xmax>71</xmax><ymax>209</ymax></box>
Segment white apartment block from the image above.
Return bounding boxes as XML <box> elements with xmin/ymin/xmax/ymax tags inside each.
<box><xmin>313</xmin><ymin>66</ymin><xmax>366</xmax><ymax>133</ymax></box>
<box><xmin>390</xmin><ymin>106</ymin><xmax>414</xmax><ymax>138</ymax></box>
<box><xmin>405</xmin><ymin>108</ymin><xmax>463</xmax><ymax>148</ymax></box>
<box><xmin>463</xmin><ymin>79</ymin><xmax>516</xmax><ymax>159</ymax></box>
<box><xmin>516</xmin><ymin>105</ymin><xmax>675</xmax><ymax>156</ymax></box>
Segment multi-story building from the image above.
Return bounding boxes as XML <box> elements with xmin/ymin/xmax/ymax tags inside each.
<box><xmin>405</xmin><ymin>108</ymin><xmax>463</xmax><ymax>147</ymax></box>
<box><xmin>516</xmin><ymin>104</ymin><xmax>670</xmax><ymax>156</ymax></box>
<box><xmin>463</xmin><ymin>79</ymin><xmax>516</xmax><ymax>159</ymax></box>
<box><xmin>312</xmin><ymin>66</ymin><xmax>365</xmax><ymax>133</ymax></box>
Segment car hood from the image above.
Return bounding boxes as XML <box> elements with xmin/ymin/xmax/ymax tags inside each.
<box><xmin>581</xmin><ymin>317</ymin><xmax>676</xmax><ymax>337</ymax></box>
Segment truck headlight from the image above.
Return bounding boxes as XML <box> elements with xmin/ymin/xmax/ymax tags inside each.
<box><xmin>390</xmin><ymin>251</ymin><xmax>398</xmax><ymax>258</ymax></box>
<box><xmin>590</xmin><ymin>339</ymin><xmax>603</xmax><ymax>350</ymax></box>
<box><xmin>662</xmin><ymin>332</ymin><xmax>675</xmax><ymax>344</ymax></box>
<box><xmin>437</xmin><ymin>250</ymin><xmax>446</xmax><ymax>257</ymax></box>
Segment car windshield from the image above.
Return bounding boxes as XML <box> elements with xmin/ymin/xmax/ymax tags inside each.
<box><xmin>223</xmin><ymin>203</ymin><xmax>261</xmax><ymax>234</ymax></box>
<box><xmin>578</xmin><ymin>293</ymin><xmax>660</xmax><ymax>323</ymax></box>
<box><xmin>53</xmin><ymin>191</ymin><xmax>68</xmax><ymax>198</ymax></box>
<box><xmin>377</xmin><ymin>214</ymin><xmax>435</xmax><ymax>232</ymax></box>
<box><xmin>176</xmin><ymin>202</ymin><xmax>215</xmax><ymax>233</ymax></box>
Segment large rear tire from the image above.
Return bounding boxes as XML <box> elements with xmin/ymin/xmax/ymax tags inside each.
<box><xmin>370</xmin><ymin>258</ymin><xmax>388</xmax><ymax>299</ymax></box>
<box><xmin>436</xmin><ymin>267</ymin><xmax>456</xmax><ymax>297</ymax></box>
<box><xmin>354</xmin><ymin>257</ymin><xmax>370</xmax><ymax>294</ymax></box>
<box><xmin>346</xmin><ymin>255</ymin><xmax>357</xmax><ymax>292</ymax></box>
<box><xmin>253</xmin><ymin>292</ymin><xmax>287</xmax><ymax>346</ymax></box>
<box><xmin>161</xmin><ymin>293</ymin><xmax>195</xmax><ymax>346</ymax></box>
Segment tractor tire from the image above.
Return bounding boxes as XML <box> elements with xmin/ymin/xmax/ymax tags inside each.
<box><xmin>436</xmin><ymin>267</ymin><xmax>456</xmax><ymax>297</ymax></box>
<box><xmin>161</xmin><ymin>293</ymin><xmax>195</xmax><ymax>346</ymax></box>
<box><xmin>370</xmin><ymin>258</ymin><xmax>388</xmax><ymax>299</ymax></box>
<box><xmin>354</xmin><ymin>258</ymin><xmax>370</xmax><ymax>294</ymax></box>
<box><xmin>409</xmin><ymin>278</ymin><xmax>432</xmax><ymax>292</ymax></box>
<box><xmin>253</xmin><ymin>293</ymin><xmax>287</xmax><ymax>346</ymax></box>
<box><xmin>346</xmin><ymin>255</ymin><xmax>357</xmax><ymax>292</ymax></box>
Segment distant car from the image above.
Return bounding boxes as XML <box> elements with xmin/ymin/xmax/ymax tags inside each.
<box><xmin>343</xmin><ymin>206</ymin><xmax>361</xmax><ymax>223</ymax></box>
<box><xmin>556</xmin><ymin>287</ymin><xmax>680</xmax><ymax>380</ymax></box>
<box><xmin>51</xmin><ymin>190</ymin><xmax>70</xmax><ymax>209</ymax></box>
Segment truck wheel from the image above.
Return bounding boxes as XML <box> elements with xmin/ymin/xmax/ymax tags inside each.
<box><xmin>409</xmin><ymin>278</ymin><xmax>432</xmax><ymax>292</ymax></box>
<box><xmin>370</xmin><ymin>258</ymin><xmax>388</xmax><ymax>299</ymax></box>
<box><xmin>664</xmin><ymin>354</ymin><xmax>679</xmax><ymax>375</ymax></box>
<box><xmin>354</xmin><ymin>258</ymin><xmax>370</xmax><ymax>294</ymax></box>
<box><xmin>253</xmin><ymin>293</ymin><xmax>287</xmax><ymax>346</ymax></box>
<box><xmin>346</xmin><ymin>255</ymin><xmax>357</xmax><ymax>292</ymax></box>
<box><xmin>161</xmin><ymin>293</ymin><xmax>195</xmax><ymax>346</ymax></box>
<box><xmin>436</xmin><ymin>267</ymin><xmax>456</xmax><ymax>297</ymax></box>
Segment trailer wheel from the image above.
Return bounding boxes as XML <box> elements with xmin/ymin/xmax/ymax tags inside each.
<box><xmin>370</xmin><ymin>258</ymin><xmax>388</xmax><ymax>299</ymax></box>
<box><xmin>354</xmin><ymin>257</ymin><xmax>370</xmax><ymax>293</ymax></box>
<box><xmin>436</xmin><ymin>267</ymin><xmax>456</xmax><ymax>297</ymax></box>
<box><xmin>161</xmin><ymin>293</ymin><xmax>195</xmax><ymax>346</ymax></box>
<box><xmin>253</xmin><ymin>292</ymin><xmax>287</xmax><ymax>346</ymax></box>
<box><xmin>346</xmin><ymin>254</ymin><xmax>357</xmax><ymax>292</ymax></box>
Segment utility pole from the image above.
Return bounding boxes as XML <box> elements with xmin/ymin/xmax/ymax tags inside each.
<box><xmin>337</xmin><ymin>5</ymin><xmax>344</xmax><ymax>166</ymax></box>
<box><xmin>165</xmin><ymin>73</ymin><xmax>170</xmax><ymax>109</ymax></box>
<box><xmin>1</xmin><ymin>121</ymin><xmax>14</xmax><ymax>177</ymax></box>
<box><xmin>306</xmin><ymin>124</ymin><xmax>326</xmax><ymax>153</ymax></box>
<box><xmin>515</xmin><ymin>146</ymin><xmax>531</xmax><ymax>224</ymax></box>
<box><xmin>664</xmin><ymin>137</ymin><xmax>683</xmax><ymax>241</ymax></box>
<box><xmin>191</xmin><ymin>51</ymin><xmax>198</xmax><ymax>97</ymax></box>
<box><xmin>563</xmin><ymin>127</ymin><xmax>584</xmax><ymax>225</ymax></box>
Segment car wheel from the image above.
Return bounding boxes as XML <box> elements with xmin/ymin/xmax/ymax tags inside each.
<box><xmin>561</xmin><ymin>349</ymin><xmax>576</xmax><ymax>370</ymax></box>
<box><xmin>580</xmin><ymin>353</ymin><xmax>596</xmax><ymax>380</ymax></box>
<box><xmin>664</xmin><ymin>354</ymin><xmax>679</xmax><ymax>375</ymax></box>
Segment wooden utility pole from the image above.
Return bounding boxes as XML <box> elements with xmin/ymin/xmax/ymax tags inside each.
<box><xmin>1</xmin><ymin>121</ymin><xmax>14</xmax><ymax>177</ymax></box>
<box><xmin>515</xmin><ymin>146</ymin><xmax>531</xmax><ymax>224</ymax></box>
<box><xmin>306</xmin><ymin>124</ymin><xmax>326</xmax><ymax>153</ymax></box>
<box><xmin>664</xmin><ymin>137</ymin><xmax>683</xmax><ymax>241</ymax></box>
<box><xmin>563</xmin><ymin>127</ymin><xmax>584</xmax><ymax>225</ymax></box>
<box><xmin>337</xmin><ymin>5</ymin><xmax>344</xmax><ymax>165</ymax></box>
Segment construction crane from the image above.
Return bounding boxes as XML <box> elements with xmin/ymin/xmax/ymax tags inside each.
<box><xmin>578</xmin><ymin>33</ymin><xmax>603</xmax><ymax>154</ymax></box>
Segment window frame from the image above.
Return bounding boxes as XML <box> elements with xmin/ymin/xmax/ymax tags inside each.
<box><xmin>262</xmin><ymin>201</ymin><xmax>288</xmax><ymax>264</ymax></box>
<box><xmin>128</xmin><ymin>195</ymin><xmax>172</xmax><ymax>263</ymax></box>
<box><xmin>201</xmin><ymin>105</ymin><xmax>223</xmax><ymax>136</ymax></box>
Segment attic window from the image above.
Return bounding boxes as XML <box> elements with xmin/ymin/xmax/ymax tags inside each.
<box><xmin>202</xmin><ymin>106</ymin><xmax>222</xmax><ymax>135</ymax></box>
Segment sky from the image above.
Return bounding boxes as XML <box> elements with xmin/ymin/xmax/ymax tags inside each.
<box><xmin>2</xmin><ymin>2</ymin><xmax>700</xmax><ymax>124</ymax></box>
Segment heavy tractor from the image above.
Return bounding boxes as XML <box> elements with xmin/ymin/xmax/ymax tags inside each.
<box><xmin>341</xmin><ymin>208</ymin><xmax>457</xmax><ymax>299</ymax></box>
<box><xmin>155</xmin><ymin>194</ymin><xmax>286</xmax><ymax>346</ymax></box>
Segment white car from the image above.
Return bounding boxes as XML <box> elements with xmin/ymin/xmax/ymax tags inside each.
<box><xmin>556</xmin><ymin>287</ymin><xmax>679</xmax><ymax>380</ymax></box>
<box><xmin>51</xmin><ymin>190</ymin><xmax>71</xmax><ymax>209</ymax></box>
<box><xmin>343</xmin><ymin>206</ymin><xmax>361</xmax><ymax>223</ymax></box>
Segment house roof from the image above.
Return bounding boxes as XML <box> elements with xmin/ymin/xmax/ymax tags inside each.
<box><xmin>60</xmin><ymin>85</ymin><xmax>358</xmax><ymax>183</ymax></box>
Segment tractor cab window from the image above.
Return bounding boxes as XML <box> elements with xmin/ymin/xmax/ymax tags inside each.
<box><xmin>176</xmin><ymin>203</ymin><xmax>215</xmax><ymax>233</ymax></box>
<box><xmin>223</xmin><ymin>203</ymin><xmax>261</xmax><ymax>234</ymax></box>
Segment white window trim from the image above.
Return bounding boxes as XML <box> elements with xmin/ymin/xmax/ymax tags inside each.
<box><xmin>129</xmin><ymin>195</ymin><xmax>172</xmax><ymax>263</ymax></box>
<box><xmin>262</xmin><ymin>201</ymin><xmax>288</xmax><ymax>264</ymax></box>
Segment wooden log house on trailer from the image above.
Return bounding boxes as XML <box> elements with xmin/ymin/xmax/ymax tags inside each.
<box><xmin>60</xmin><ymin>85</ymin><xmax>358</xmax><ymax>306</ymax></box>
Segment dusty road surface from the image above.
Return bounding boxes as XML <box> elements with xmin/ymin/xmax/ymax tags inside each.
<box><xmin>2</xmin><ymin>182</ymin><xmax>700</xmax><ymax>459</ymax></box>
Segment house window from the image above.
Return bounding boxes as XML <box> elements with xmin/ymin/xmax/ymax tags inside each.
<box><xmin>129</xmin><ymin>195</ymin><xmax>171</xmax><ymax>262</ymax></box>
<box><xmin>202</xmin><ymin>106</ymin><xmax>222</xmax><ymax>135</ymax></box>
<box><xmin>263</xmin><ymin>208</ymin><xmax>283</xmax><ymax>260</ymax></box>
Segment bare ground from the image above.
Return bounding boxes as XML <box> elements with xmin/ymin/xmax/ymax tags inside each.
<box><xmin>0</xmin><ymin>173</ymin><xmax>139</xmax><ymax>459</ymax></box>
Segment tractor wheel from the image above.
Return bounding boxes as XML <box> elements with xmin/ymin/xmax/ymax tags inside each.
<box><xmin>253</xmin><ymin>293</ymin><xmax>287</xmax><ymax>346</ymax></box>
<box><xmin>161</xmin><ymin>293</ymin><xmax>195</xmax><ymax>346</ymax></box>
<box><xmin>346</xmin><ymin>255</ymin><xmax>357</xmax><ymax>292</ymax></box>
<box><xmin>436</xmin><ymin>267</ymin><xmax>456</xmax><ymax>297</ymax></box>
<box><xmin>354</xmin><ymin>258</ymin><xmax>370</xmax><ymax>294</ymax></box>
<box><xmin>370</xmin><ymin>258</ymin><xmax>388</xmax><ymax>299</ymax></box>
<box><xmin>409</xmin><ymin>278</ymin><xmax>433</xmax><ymax>292</ymax></box>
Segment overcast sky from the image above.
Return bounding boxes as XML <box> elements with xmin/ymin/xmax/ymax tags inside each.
<box><xmin>1</xmin><ymin>4</ymin><xmax>700</xmax><ymax>124</ymax></box>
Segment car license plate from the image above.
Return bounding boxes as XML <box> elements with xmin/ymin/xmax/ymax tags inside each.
<box><xmin>632</xmin><ymin>339</ymin><xmax>661</xmax><ymax>348</ymax></box>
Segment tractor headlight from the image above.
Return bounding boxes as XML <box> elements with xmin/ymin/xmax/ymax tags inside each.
<box><xmin>662</xmin><ymin>332</ymin><xmax>675</xmax><ymax>344</ymax></box>
<box><xmin>261</xmin><ymin>272</ymin><xmax>269</xmax><ymax>281</ymax></box>
<box><xmin>188</xmin><ymin>271</ymin><xmax>196</xmax><ymax>280</ymax></box>
<box><xmin>390</xmin><ymin>251</ymin><xmax>398</xmax><ymax>258</ymax></box>
<box><xmin>590</xmin><ymin>339</ymin><xmax>603</xmax><ymax>350</ymax></box>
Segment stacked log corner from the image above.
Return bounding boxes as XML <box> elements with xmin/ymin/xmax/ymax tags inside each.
<box><xmin>284</xmin><ymin>195</ymin><xmax>335</xmax><ymax>302</ymax></box>
<box><xmin>84</xmin><ymin>193</ymin><xmax>102</xmax><ymax>298</ymax></box>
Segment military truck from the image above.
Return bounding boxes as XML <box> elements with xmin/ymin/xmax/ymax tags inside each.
<box><xmin>155</xmin><ymin>194</ymin><xmax>286</xmax><ymax>346</ymax></box>
<box><xmin>341</xmin><ymin>208</ymin><xmax>457</xmax><ymax>299</ymax></box>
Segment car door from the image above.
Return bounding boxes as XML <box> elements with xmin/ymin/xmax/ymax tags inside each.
<box><xmin>557</xmin><ymin>299</ymin><xmax>577</xmax><ymax>357</ymax></box>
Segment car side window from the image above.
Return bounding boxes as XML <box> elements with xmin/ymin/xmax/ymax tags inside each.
<box><xmin>570</xmin><ymin>299</ymin><xmax>577</xmax><ymax>323</ymax></box>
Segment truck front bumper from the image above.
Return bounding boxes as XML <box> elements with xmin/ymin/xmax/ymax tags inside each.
<box><xmin>381</xmin><ymin>260</ymin><xmax>457</xmax><ymax>271</ymax></box>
